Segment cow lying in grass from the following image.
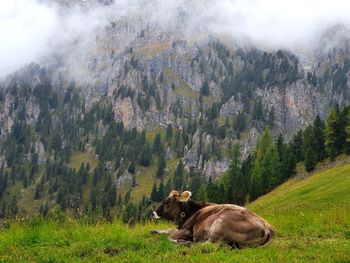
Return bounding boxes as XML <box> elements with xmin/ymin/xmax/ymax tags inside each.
<box><xmin>151</xmin><ymin>190</ymin><xmax>275</xmax><ymax>248</ymax></box>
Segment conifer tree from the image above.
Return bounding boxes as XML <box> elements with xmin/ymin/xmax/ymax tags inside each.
<box><xmin>163</xmin><ymin>180</ymin><xmax>172</xmax><ymax>198</ymax></box>
<box><xmin>206</xmin><ymin>177</ymin><xmax>218</xmax><ymax>202</ymax></box>
<box><xmin>304</xmin><ymin>147</ymin><xmax>316</xmax><ymax>172</ymax></box>
<box><xmin>345</xmin><ymin>111</ymin><xmax>350</xmax><ymax>154</ymax></box>
<box><xmin>250</xmin><ymin>128</ymin><xmax>279</xmax><ymax>200</ymax></box>
<box><xmin>325</xmin><ymin>107</ymin><xmax>340</xmax><ymax>161</ymax></box>
<box><xmin>312</xmin><ymin>116</ymin><xmax>326</xmax><ymax>162</ymax></box>
<box><xmin>158</xmin><ymin>180</ymin><xmax>164</xmax><ymax>201</ymax></box>
<box><xmin>150</xmin><ymin>182</ymin><xmax>158</xmax><ymax>201</ymax></box>
<box><xmin>303</xmin><ymin>126</ymin><xmax>317</xmax><ymax>172</ymax></box>
<box><xmin>217</xmin><ymin>183</ymin><xmax>226</xmax><ymax>203</ymax></box>
<box><xmin>188</xmin><ymin>169</ymin><xmax>201</xmax><ymax>197</ymax></box>
<box><xmin>166</xmin><ymin>124</ymin><xmax>173</xmax><ymax>141</ymax></box>
<box><xmin>223</xmin><ymin>144</ymin><xmax>242</xmax><ymax>204</ymax></box>
<box><xmin>90</xmin><ymin>187</ymin><xmax>98</xmax><ymax>211</ymax></box>
<box><xmin>117</xmin><ymin>194</ymin><xmax>123</xmax><ymax>209</ymax></box>
<box><xmin>156</xmin><ymin>153</ymin><xmax>166</xmax><ymax>178</ymax></box>
<box><xmin>152</xmin><ymin>133</ymin><xmax>162</xmax><ymax>154</ymax></box>
<box><xmin>174</xmin><ymin>161</ymin><xmax>184</xmax><ymax>191</ymax></box>
<box><xmin>128</xmin><ymin>161</ymin><xmax>136</xmax><ymax>174</ymax></box>
<box><xmin>268</xmin><ymin>107</ymin><xmax>275</xmax><ymax>128</ymax></box>
<box><xmin>139</xmin><ymin>144</ymin><xmax>152</xmax><ymax>167</ymax></box>
<box><xmin>292</xmin><ymin>130</ymin><xmax>304</xmax><ymax>162</ymax></box>
<box><xmin>122</xmin><ymin>203</ymin><xmax>137</xmax><ymax>226</ymax></box>
<box><xmin>200</xmin><ymin>79</ymin><xmax>210</xmax><ymax>96</ymax></box>
<box><xmin>196</xmin><ymin>185</ymin><xmax>208</xmax><ymax>201</ymax></box>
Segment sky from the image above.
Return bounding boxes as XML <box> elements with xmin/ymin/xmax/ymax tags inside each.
<box><xmin>0</xmin><ymin>0</ymin><xmax>350</xmax><ymax>79</ymax></box>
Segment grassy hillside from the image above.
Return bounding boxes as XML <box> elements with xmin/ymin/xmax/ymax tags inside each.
<box><xmin>1</xmin><ymin>163</ymin><xmax>349</xmax><ymax>262</ymax></box>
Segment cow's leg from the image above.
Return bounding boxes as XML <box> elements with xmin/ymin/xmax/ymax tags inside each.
<box><xmin>170</xmin><ymin>229</ymin><xmax>193</xmax><ymax>246</ymax></box>
<box><xmin>170</xmin><ymin>228</ymin><xmax>193</xmax><ymax>244</ymax></box>
<box><xmin>150</xmin><ymin>228</ymin><xmax>178</xmax><ymax>235</ymax></box>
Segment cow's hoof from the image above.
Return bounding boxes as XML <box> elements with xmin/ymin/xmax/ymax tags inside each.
<box><xmin>150</xmin><ymin>229</ymin><xmax>160</xmax><ymax>234</ymax></box>
<box><xmin>171</xmin><ymin>239</ymin><xmax>192</xmax><ymax>247</ymax></box>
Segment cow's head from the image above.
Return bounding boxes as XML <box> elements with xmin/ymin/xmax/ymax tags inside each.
<box><xmin>152</xmin><ymin>190</ymin><xmax>192</xmax><ymax>224</ymax></box>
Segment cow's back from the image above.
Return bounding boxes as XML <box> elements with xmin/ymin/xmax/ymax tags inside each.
<box><xmin>191</xmin><ymin>204</ymin><xmax>275</xmax><ymax>247</ymax></box>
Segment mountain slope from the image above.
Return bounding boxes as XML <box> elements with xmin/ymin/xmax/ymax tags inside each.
<box><xmin>0</xmin><ymin>161</ymin><xmax>349</xmax><ymax>262</ymax></box>
<box><xmin>248</xmin><ymin>160</ymin><xmax>350</xmax><ymax>240</ymax></box>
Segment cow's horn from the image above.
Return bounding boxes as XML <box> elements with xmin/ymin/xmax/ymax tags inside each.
<box><xmin>169</xmin><ymin>190</ymin><xmax>180</xmax><ymax>198</ymax></box>
<box><xmin>178</xmin><ymin>191</ymin><xmax>192</xmax><ymax>202</ymax></box>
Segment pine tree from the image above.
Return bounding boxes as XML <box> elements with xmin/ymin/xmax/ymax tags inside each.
<box><xmin>206</xmin><ymin>177</ymin><xmax>218</xmax><ymax>202</ymax></box>
<box><xmin>132</xmin><ymin>173</ymin><xmax>136</xmax><ymax>188</ymax></box>
<box><xmin>128</xmin><ymin>161</ymin><xmax>136</xmax><ymax>174</ymax></box>
<box><xmin>292</xmin><ymin>130</ymin><xmax>304</xmax><ymax>162</ymax></box>
<box><xmin>303</xmin><ymin>126</ymin><xmax>317</xmax><ymax>172</ymax></box>
<box><xmin>312</xmin><ymin>116</ymin><xmax>326</xmax><ymax>162</ymax></box>
<box><xmin>152</xmin><ymin>133</ymin><xmax>162</xmax><ymax>154</ymax></box>
<box><xmin>339</xmin><ymin>107</ymin><xmax>350</xmax><ymax>153</ymax></box>
<box><xmin>223</xmin><ymin>144</ymin><xmax>242</xmax><ymax>204</ymax></box>
<box><xmin>122</xmin><ymin>203</ymin><xmax>137</xmax><ymax>226</ymax></box>
<box><xmin>163</xmin><ymin>180</ymin><xmax>171</xmax><ymax>198</ymax></box>
<box><xmin>196</xmin><ymin>185</ymin><xmax>208</xmax><ymax>201</ymax></box>
<box><xmin>158</xmin><ymin>180</ymin><xmax>164</xmax><ymax>201</ymax></box>
<box><xmin>325</xmin><ymin>107</ymin><xmax>339</xmax><ymax>161</ymax></box>
<box><xmin>268</xmin><ymin>107</ymin><xmax>275</xmax><ymax>128</ymax></box>
<box><xmin>166</xmin><ymin>124</ymin><xmax>173</xmax><ymax>141</ymax></box>
<box><xmin>156</xmin><ymin>154</ymin><xmax>166</xmax><ymax>178</ymax></box>
<box><xmin>9</xmin><ymin>196</ymin><xmax>18</xmax><ymax>216</ymax></box>
<box><xmin>261</xmin><ymin>145</ymin><xmax>279</xmax><ymax>192</ymax></box>
<box><xmin>250</xmin><ymin>128</ymin><xmax>279</xmax><ymax>200</ymax></box>
<box><xmin>1</xmin><ymin>202</ymin><xmax>7</xmax><ymax>218</ymax></box>
<box><xmin>150</xmin><ymin>182</ymin><xmax>159</xmax><ymax>201</ymax></box>
<box><xmin>124</xmin><ymin>190</ymin><xmax>131</xmax><ymax>204</ymax></box>
<box><xmin>90</xmin><ymin>188</ymin><xmax>98</xmax><ymax>211</ymax></box>
<box><xmin>304</xmin><ymin>147</ymin><xmax>316</xmax><ymax>172</ymax></box>
<box><xmin>346</xmin><ymin>111</ymin><xmax>350</xmax><ymax>154</ymax></box>
<box><xmin>240</xmin><ymin>155</ymin><xmax>253</xmax><ymax>204</ymax></box>
<box><xmin>107</xmin><ymin>183</ymin><xmax>116</xmax><ymax>207</ymax></box>
<box><xmin>234</xmin><ymin>112</ymin><xmax>246</xmax><ymax>138</ymax></box>
<box><xmin>217</xmin><ymin>183</ymin><xmax>226</xmax><ymax>203</ymax></box>
<box><xmin>117</xmin><ymin>194</ymin><xmax>123</xmax><ymax>209</ymax></box>
<box><xmin>253</xmin><ymin>99</ymin><xmax>264</xmax><ymax>121</ymax></box>
<box><xmin>189</xmin><ymin>170</ymin><xmax>201</xmax><ymax>197</ymax></box>
<box><xmin>200</xmin><ymin>79</ymin><xmax>210</xmax><ymax>96</ymax></box>
<box><xmin>174</xmin><ymin>161</ymin><xmax>184</xmax><ymax>191</ymax></box>
<box><xmin>139</xmin><ymin>144</ymin><xmax>152</xmax><ymax>167</ymax></box>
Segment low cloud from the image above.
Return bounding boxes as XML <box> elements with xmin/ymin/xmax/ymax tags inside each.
<box><xmin>0</xmin><ymin>0</ymin><xmax>58</xmax><ymax>78</ymax></box>
<box><xmin>1</xmin><ymin>0</ymin><xmax>350</xmax><ymax>78</ymax></box>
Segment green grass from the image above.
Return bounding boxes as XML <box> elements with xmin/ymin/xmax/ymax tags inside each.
<box><xmin>174</xmin><ymin>84</ymin><xmax>198</xmax><ymax>99</ymax></box>
<box><xmin>130</xmin><ymin>158</ymin><xmax>180</xmax><ymax>202</ymax></box>
<box><xmin>1</xmin><ymin>162</ymin><xmax>350</xmax><ymax>262</ymax></box>
<box><xmin>68</xmin><ymin>151</ymin><xmax>98</xmax><ymax>171</ymax></box>
<box><xmin>248</xmin><ymin>163</ymin><xmax>350</xmax><ymax>240</ymax></box>
<box><xmin>145</xmin><ymin>129</ymin><xmax>167</xmax><ymax>144</ymax></box>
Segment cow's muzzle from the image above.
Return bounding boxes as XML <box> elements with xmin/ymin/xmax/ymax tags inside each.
<box><xmin>152</xmin><ymin>211</ymin><xmax>160</xmax><ymax>219</ymax></box>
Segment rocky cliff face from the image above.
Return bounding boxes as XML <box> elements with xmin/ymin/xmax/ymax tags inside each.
<box><xmin>1</xmin><ymin>2</ymin><xmax>350</xmax><ymax>180</ymax></box>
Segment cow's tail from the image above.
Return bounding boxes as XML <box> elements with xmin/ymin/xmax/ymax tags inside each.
<box><xmin>261</xmin><ymin>227</ymin><xmax>275</xmax><ymax>246</ymax></box>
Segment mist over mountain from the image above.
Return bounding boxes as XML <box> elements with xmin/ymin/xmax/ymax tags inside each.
<box><xmin>1</xmin><ymin>0</ymin><xmax>350</xmax><ymax>79</ymax></box>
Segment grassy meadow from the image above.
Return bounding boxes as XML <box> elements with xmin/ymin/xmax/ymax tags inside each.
<box><xmin>0</xmin><ymin>163</ymin><xmax>349</xmax><ymax>262</ymax></box>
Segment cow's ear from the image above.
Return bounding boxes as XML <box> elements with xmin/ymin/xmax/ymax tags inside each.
<box><xmin>169</xmin><ymin>190</ymin><xmax>180</xmax><ymax>198</ymax></box>
<box><xmin>178</xmin><ymin>191</ymin><xmax>192</xmax><ymax>202</ymax></box>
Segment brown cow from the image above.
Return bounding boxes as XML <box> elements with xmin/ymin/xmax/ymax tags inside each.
<box><xmin>151</xmin><ymin>190</ymin><xmax>275</xmax><ymax>248</ymax></box>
